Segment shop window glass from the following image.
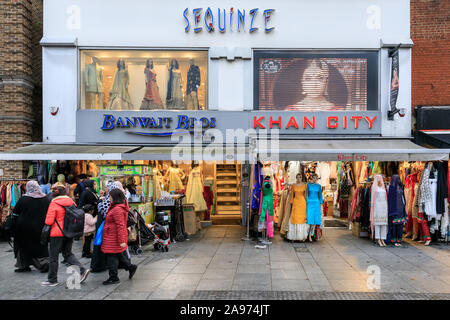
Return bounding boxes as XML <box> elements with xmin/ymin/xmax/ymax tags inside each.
<box><xmin>254</xmin><ymin>51</ymin><xmax>378</xmax><ymax>111</ymax></box>
<box><xmin>80</xmin><ymin>50</ymin><xmax>208</xmax><ymax>110</ymax></box>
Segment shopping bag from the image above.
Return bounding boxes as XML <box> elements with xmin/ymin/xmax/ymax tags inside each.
<box><xmin>94</xmin><ymin>221</ymin><xmax>105</xmax><ymax>246</ymax></box>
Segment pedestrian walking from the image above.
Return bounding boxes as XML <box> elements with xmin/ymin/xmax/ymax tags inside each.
<box><xmin>41</xmin><ymin>183</ymin><xmax>90</xmax><ymax>287</ymax></box>
<box><xmin>101</xmin><ymin>189</ymin><xmax>137</xmax><ymax>285</ymax></box>
<box><xmin>12</xmin><ymin>181</ymin><xmax>51</xmax><ymax>273</ymax></box>
<box><xmin>78</xmin><ymin>179</ymin><xmax>99</xmax><ymax>215</ymax></box>
<box><xmin>82</xmin><ymin>204</ymin><xmax>97</xmax><ymax>258</ymax></box>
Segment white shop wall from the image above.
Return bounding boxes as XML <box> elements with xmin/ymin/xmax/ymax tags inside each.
<box><xmin>42</xmin><ymin>0</ymin><xmax>412</xmax><ymax>142</ymax></box>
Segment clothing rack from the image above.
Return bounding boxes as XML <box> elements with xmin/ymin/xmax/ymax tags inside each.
<box><xmin>0</xmin><ymin>179</ymin><xmax>30</xmax><ymax>182</ymax></box>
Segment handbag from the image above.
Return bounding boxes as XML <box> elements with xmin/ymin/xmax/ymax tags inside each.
<box><xmin>94</xmin><ymin>221</ymin><xmax>105</xmax><ymax>246</ymax></box>
<box><xmin>2</xmin><ymin>213</ymin><xmax>17</xmax><ymax>237</ymax></box>
<box><xmin>127</xmin><ymin>226</ymin><xmax>137</xmax><ymax>242</ymax></box>
<box><xmin>40</xmin><ymin>225</ymin><xmax>51</xmax><ymax>245</ymax></box>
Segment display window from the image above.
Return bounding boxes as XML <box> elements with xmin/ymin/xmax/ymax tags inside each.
<box><xmin>80</xmin><ymin>50</ymin><xmax>208</xmax><ymax>111</ymax></box>
<box><xmin>254</xmin><ymin>51</ymin><xmax>379</xmax><ymax>111</ymax></box>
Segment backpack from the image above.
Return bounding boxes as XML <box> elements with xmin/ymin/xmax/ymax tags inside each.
<box><xmin>55</xmin><ymin>204</ymin><xmax>86</xmax><ymax>238</ymax></box>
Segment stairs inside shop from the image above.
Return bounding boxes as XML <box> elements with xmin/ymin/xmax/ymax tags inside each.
<box><xmin>212</xmin><ymin>163</ymin><xmax>242</xmax><ymax>225</ymax></box>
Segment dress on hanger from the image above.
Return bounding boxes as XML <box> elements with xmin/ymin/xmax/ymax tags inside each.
<box><xmin>288</xmin><ymin>184</ymin><xmax>309</xmax><ymax>241</ymax></box>
<box><xmin>306</xmin><ymin>183</ymin><xmax>323</xmax><ymax>226</ymax></box>
<box><xmin>186</xmin><ymin>166</ymin><xmax>207</xmax><ymax>212</ymax></box>
<box><xmin>287</xmin><ymin>162</ymin><xmax>300</xmax><ymax>184</ymax></box>
<box><xmin>166</xmin><ymin>69</ymin><xmax>185</xmax><ymax>109</ymax></box>
<box><xmin>259</xmin><ymin>179</ymin><xmax>274</xmax><ymax>238</ymax></box>
<box><xmin>370</xmin><ymin>176</ymin><xmax>388</xmax><ymax>240</ymax></box>
<box><xmin>166</xmin><ymin>167</ymin><xmax>185</xmax><ymax>192</ymax></box>
<box><xmin>387</xmin><ymin>174</ymin><xmax>407</xmax><ymax>244</ymax></box>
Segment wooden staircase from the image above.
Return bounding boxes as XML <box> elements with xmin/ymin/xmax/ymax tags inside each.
<box><xmin>214</xmin><ymin>163</ymin><xmax>242</xmax><ymax>219</ymax></box>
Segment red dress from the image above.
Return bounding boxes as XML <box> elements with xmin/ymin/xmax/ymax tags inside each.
<box><xmin>141</xmin><ymin>68</ymin><xmax>162</xmax><ymax>109</ymax></box>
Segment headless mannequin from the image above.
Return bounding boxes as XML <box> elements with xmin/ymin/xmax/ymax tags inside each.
<box><xmin>376</xmin><ymin>178</ymin><xmax>387</xmax><ymax>247</ymax></box>
<box><xmin>295</xmin><ymin>173</ymin><xmax>307</xmax><ymax>243</ymax></box>
<box><xmin>308</xmin><ymin>175</ymin><xmax>319</xmax><ymax>242</ymax></box>
<box><xmin>185</xmin><ymin>58</ymin><xmax>201</xmax><ymax>110</ymax></box>
<box><xmin>85</xmin><ymin>57</ymin><xmax>105</xmax><ymax>109</ymax></box>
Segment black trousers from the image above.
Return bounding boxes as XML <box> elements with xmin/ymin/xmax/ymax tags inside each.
<box><xmin>48</xmin><ymin>237</ymin><xmax>86</xmax><ymax>283</ymax></box>
<box><xmin>105</xmin><ymin>251</ymin><xmax>132</xmax><ymax>280</ymax></box>
<box><xmin>82</xmin><ymin>234</ymin><xmax>94</xmax><ymax>255</ymax></box>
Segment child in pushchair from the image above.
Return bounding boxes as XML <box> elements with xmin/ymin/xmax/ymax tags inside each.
<box><xmin>148</xmin><ymin>222</ymin><xmax>170</xmax><ymax>252</ymax></box>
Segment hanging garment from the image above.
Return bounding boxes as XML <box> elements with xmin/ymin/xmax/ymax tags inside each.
<box><xmin>166</xmin><ymin>167</ymin><xmax>185</xmax><ymax>192</ymax></box>
<box><xmin>186</xmin><ymin>166</ymin><xmax>207</xmax><ymax>212</ymax></box>
<box><xmin>140</xmin><ymin>68</ymin><xmax>163</xmax><ymax>110</ymax></box>
<box><xmin>350</xmin><ymin>187</ymin><xmax>360</xmax><ymax>222</ymax></box>
<box><xmin>287</xmin><ymin>184</ymin><xmax>308</xmax><ymax>241</ymax></box>
<box><xmin>435</xmin><ymin>161</ymin><xmax>449</xmax><ymax>216</ymax></box>
<box><xmin>166</xmin><ymin>69</ymin><xmax>185</xmax><ymax>109</ymax></box>
<box><xmin>317</xmin><ymin>162</ymin><xmax>331</xmax><ymax>187</ymax></box>
<box><xmin>370</xmin><ymin>175</ymin><xmax>388</xmax><ymax>239</ymax></box>
<box><xmin>280</xmin><ymin>192</ymin><xmax>292</xmax><ymax>236</ymax></box>
<box><xmin>306</xmin><ymin>183</ymin><xmax>323</xmax><ymax>226</ymax></box>
<box><xmin>251</xmin><ymin>162</ymin><xmax>263</xmax><ymax>210</ymax></box>
<box><xmin>108</xmin><ymin>65</ymin><xmax>133</xmax><ymax>110</ymax></box>
<box><xmin>277</xmin><ymin>189</ymin><xmax>288</xmax><ymax>227</ymax></box>
<box><xmin>153</xmin><ymin>170</ymin><xmax>164</xmax><ymax>200</ymax></box>
<box><xmin>287</xmin><ymin>162</ymin><xmax>301</xmax><ymax>184</ymax></box>
<box><xmin>185</xmin><ymin>64</ymin><xmax>201</xmax><ymax>110</ymax></box>
<box><xmin>360</xmin><ymin>188</ymin><xmax>371</xmax><ymax>231</ymax></box>
<box><xmin>202</xmin><ymin>186</ymin><xmax>214</xmax><ymax>220</ymax></box>
<box><xmin>11</xmin><ymin>184</ymin><xmax>20</xmax><ymax>208</ymax></box>
<box><xmin>48</xmin><ymin>161</ymin><xmax>58</xmax><ymax>185</ymax></box>
<box><xmin>387</xmin><ymin>174</ymin><xmax>407</xmax><ymax>244</ymax></box>
<box><xmin>259</xmin><ymin>179</ymin><xmax>274</xmax><ymax>222</ymax></box>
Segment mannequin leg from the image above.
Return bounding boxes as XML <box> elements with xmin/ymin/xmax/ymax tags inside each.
<box><xmin>98</xmin><ymin>93</ymin><xmax>105</xmax><ymax>109</ymax></box>
<box><xmin>86</xmin><ymin>92</ymin><xmax>95</xmax><ymax>109</ymax></box>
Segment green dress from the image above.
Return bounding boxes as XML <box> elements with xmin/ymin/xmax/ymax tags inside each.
<box><xmin>259</xmin><ymin>180</ymin><xmax>274</xmax><ymax>222</ymax></box>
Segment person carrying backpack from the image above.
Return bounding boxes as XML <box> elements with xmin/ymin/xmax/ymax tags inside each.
<box><xmin>41</xmin><ymin>182</ymin><xmax>90</xmax><ymax>287</ymax></box>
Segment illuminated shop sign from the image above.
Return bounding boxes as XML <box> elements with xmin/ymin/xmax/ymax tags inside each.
<box><xmin>253</xmin><ymin>115</ymin><xmax>378</xmax><ymax>130</ymax></box>
<box><xmin>100</xmin><ymin>114</ymin><xmax>216</xmax><ymax>136</ymax></box>
<box><xmin>183</xmin><ymin>7</ymin><xmax>275</xmax><ymax>33</ymax></box>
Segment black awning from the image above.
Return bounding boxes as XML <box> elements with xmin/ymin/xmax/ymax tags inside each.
<box><xmin>415</xmin><ymin>130</ymin><xmax>450</xmax><ymax>149</ymax></box>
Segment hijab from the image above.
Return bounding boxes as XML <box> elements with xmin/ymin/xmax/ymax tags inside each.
<box><xmin>97</xmin><ymin>182</ymin><xmax>119</xmax><ymax>219</ymax></box>
<box><xmin>24</xmin><ymin>181</ymin><xmax>46</xmax><ymax>199</ymax></box>
<box><xmin>57</xmin><ymin>174</ymin><xmax>66</xmax><ymax>184</ymax></box>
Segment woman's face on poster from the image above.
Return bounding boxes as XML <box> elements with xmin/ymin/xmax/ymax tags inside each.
<box><xmin>301</xmin><ymin>65</ymin><xmax>328</xmax><ymax>98</ymax></box>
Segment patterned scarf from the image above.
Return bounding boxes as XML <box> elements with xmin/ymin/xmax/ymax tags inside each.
<box><xmin>24</xmin><ymin>180</ymin><xmax>46</xmax><ymax>199</ymax></box>
<box><xmin>97</xmin><ymin>182</ymin><xmax>119</xmax><ymax>218</ymax></box>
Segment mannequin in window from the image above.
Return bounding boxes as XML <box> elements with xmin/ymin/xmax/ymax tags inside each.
<box><xmin>84</xmin><ymin>56</ymin><xmax>105</xmax><ymax>109</ymax></box>
<box><xmin>140</xmin><ymin>59</ymin><xmax>163</xmax><ymax>110</ymax></box>
<box><xmin>166</xmin><ymin>59</ymin><xmax>185</xmax><ymax>110</ymax></box>
<box><xmin>307</xmin><ymin>173</ymin><xmax>323</xmax><ymax>241</ymax></box>
<box><xmin>259</xmin><ymin>176</ymin><xmax>274</xmax><ymax>241</ymax></box>
<box><xmin>287</xmin><ymin>59</ymin><xmax>335</xmax><ymax>111</ymax></box>
<box><xmin>288</xmin><ymin>173</ymin><xmax>309</xmax><ymax>242</ymax></box>
<box><xmin>184</xmin><ymin>59</ymin><xmax>201</xmax><ymax>110</ymax></box>
<box><xmin>108</xmin><ymin>59</ymin><xmax>133</xmax><ymax>110</ymax></box>
<box><xmin>186</xmin><ymin>162</ymin><xmax>207</xmax><ymax>212</ymax></box>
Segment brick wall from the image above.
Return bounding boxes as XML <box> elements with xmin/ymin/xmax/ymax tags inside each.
<box><xmin>0</xmin><ymin>0</ymin><xmax>43</xmax><ymax>179</ymax></box>
<box><xmin>411</xmin><ymin>0</ymin><xmax>450</xmax><ymax>108</ymax></box>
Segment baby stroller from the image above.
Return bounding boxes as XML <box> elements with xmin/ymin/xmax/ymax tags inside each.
<box><xmin>149</xmin><ymin>222</ymin><xmax>170</xmax><ymax>252</ymax></box>
<box><xmin>127</xmin><ymin>209</ymin><xmax>154</xmax><ymax>255</ymax></box>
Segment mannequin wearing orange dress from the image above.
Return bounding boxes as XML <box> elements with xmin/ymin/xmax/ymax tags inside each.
<box><xmin>287</xmin><ymin>173</ymin><xmax>309</xmax><ymax>241</ymax></box>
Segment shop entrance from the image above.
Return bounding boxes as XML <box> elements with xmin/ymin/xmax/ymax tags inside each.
<box><xmin>213</xmin><ymin>163</ymin><xmax>242</xmax><ymax>225</ymax></box>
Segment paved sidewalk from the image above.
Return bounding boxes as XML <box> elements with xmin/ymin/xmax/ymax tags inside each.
<box><xmin>0</xmin><ymin>225</ymin><xmax>449</xmax><ymax>300</ymax></box>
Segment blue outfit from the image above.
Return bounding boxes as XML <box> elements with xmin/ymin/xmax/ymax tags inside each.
<box><xmin>10</xmin><ymin>184</ymin><xmax>20</xmax><ymax>208</ymax></box>
<box><xmin>251</xmin><ymin>162</ymin><xmax>263</xmax><ymax>211</ymax></box>
<box><xmin>40</xmin><ymin>183</ymin><xmax>51</xmax><ymax>195</ymax></box>
<box><xmin>386</xmin><ymin>174</ymin><xmax>407</xmax><ymax>244</ymax></box>
<box><xmin>306</xmin><ymin>183</ymin><xmax>323</xmax><ymax>225</ymax></box>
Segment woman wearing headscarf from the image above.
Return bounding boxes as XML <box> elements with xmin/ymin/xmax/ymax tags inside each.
<box><xmin>78</xmin><ymin>180</ymin><xmax>99</xmax><ymax>216</ymax></box>
<box><xmin>12</xmin><ymin>181</ymin><xmax>51</xmax><ymax>272</ymax></box>
<box><xmin>387</xmin><ymin>174</ymin><xmax>407</xmax><ymax>246</ymax></box>
<box><xmin>370</xmin><ymin>174</ymin><xmax>388</xmax><ymax>247</ymax></box>
<box><xmin>57</xmin><ymin>174</ymin><xmax>70</xmax><ymax>196</ymax></box>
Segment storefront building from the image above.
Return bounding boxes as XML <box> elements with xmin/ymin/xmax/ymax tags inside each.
<box><xmin>1</xmin><ymin>0</ymin><xmax>449</xmax><ymax>240</ymax></box>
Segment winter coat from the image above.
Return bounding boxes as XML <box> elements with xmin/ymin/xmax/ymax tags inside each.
<box><xmin>101</xmin><ymin>203</ymin><xmax>128</xmax><ymax>254</ymax></box>
<box><xmin>84</xmin><ymin>213</ymin><xmax>98</xmax><ymax>234</ymax></box>
<box><xmin>45</xmin><ymin>196</ymin><xmax>76</xmax><ymax>237</ymax></box>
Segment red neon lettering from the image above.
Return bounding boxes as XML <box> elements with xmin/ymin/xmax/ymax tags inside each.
<box><xmin>286</xmin><ymin>116</ymin><xmax>299</xmax><ymax>129</ymax></box>
<box><xmin>327</xmin><ymin>116</ymin><xmax>338</xmax><ymax>129</ymax></box>
<box><xmin>270</xmin><ymin>116</ymin><xmax>282</xmax><ymax>129</ymax></box>
<box><xmin>254</xmin><ymin>116</ymin><xmax>265</xmax><ymax>129</ymax></box>
<box><xmin>343</xmin><ymin>116</ymin><xmax>347</xmax><ymax>129</ymax></box>
<box><xmin>303</xmin><ymin>116</ymin><xmax>316</xmax><ymax>129</ymax></box>
<box><xmin>365</xmin><ymin>116</ymin><xmax>377</xmax><ymax>129</ymax></box>
<box><xmin>351</xmin><ymin>116</ymin><xmax>363</xmax><ymax>129</ymax></box>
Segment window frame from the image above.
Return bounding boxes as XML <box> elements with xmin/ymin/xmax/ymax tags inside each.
<box><xmin>252</xmin><ymin>50</ymin><xmax>379</xmax><ymax>111</ymax></box>
<box><xmin>77</xmin><ymin>47</ymin><xmax>210</xmax><ymax>111</ymax></box>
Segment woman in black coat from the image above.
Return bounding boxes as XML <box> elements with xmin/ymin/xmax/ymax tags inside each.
<box><xmin>78</xmin><ymin>180</ymin><xmax>99</xmax><ymax>216</ymax></box>
<box><xmin>13</xmin><ymin>181</ymin><xmax>51</xmax><ymax>272</ymax></box>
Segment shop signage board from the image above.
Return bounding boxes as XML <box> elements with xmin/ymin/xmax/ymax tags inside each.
<box><xmin>77</xmin><ymin>110</ymin><xmax>381</xmax><ymax>144</ymax></box>
<box><xmin>100</xmin><ymin>166</ymin><xmax>143</xmax><ymax>176</ymax></box>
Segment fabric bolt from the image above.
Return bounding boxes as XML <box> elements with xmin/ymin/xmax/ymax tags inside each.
<box><xmin>306</xmin><ymin>183</ymin><xmax>323</xmax><ymax>226</ymax></box>
<box><xmin>186</xmin><ymin>166</ymin><xmax>207</xmax><ymax>212</ymax></box>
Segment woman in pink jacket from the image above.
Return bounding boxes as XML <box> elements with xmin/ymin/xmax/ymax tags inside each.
<box><xmin>101</xmin><ymin>189</ymin><xmax>137</xmax><ymax>285</ymax></box>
